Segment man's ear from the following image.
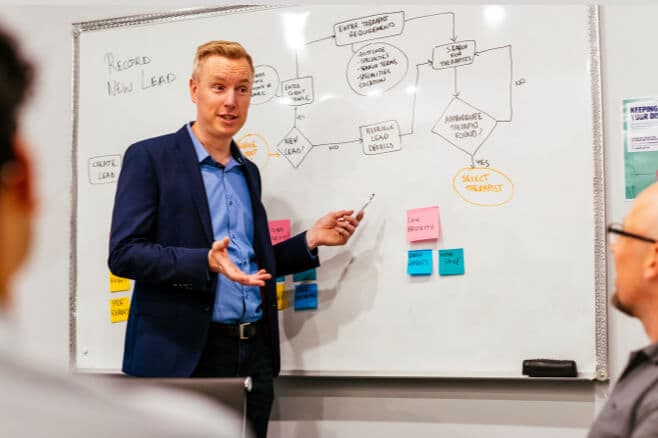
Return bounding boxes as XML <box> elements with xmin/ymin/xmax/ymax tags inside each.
<box><xmin>189</xmin><ymin>77</ymin><xmax>198</xmax><ymax>104</ymax></box>
<box><xmin>645</xmin><ymin>243</ymin><xmax>658</xmax><ymax>281</ymax></box>
<box><xmin>5</xmin><ymin>134</ymin><xmax>35</xmax><ymax>211</ymax></box>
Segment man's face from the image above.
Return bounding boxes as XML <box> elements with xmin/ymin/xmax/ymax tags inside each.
<box><xmin>189</xmin><ymin>55</ymin><xmax>253</xmax><ymax>143</ymax></box>
<box><xmin>610</xmin><ymin>208</ymin><xmax>652</xmax><ymax>317</ymax></box>
<box><xmin>0</xmin><ymin>137</ymin><xmax>34</xmax><ymax>306</ymax></box>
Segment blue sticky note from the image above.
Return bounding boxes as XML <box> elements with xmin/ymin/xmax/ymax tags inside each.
<box><xmin>439</xmin><ymin>248</ymin><xmax>465</xmax><ymax>276</ymax></box>
<box><xmin>276</xmin><ymin>276</ymin><xmax>285</xmax><ymax>283</ymax></box>
<box><xmin>407</xmin><ymin>249</ymin><xmax>433</xmax><ymax>276</ymax></box>
<box><xmin>293</xmin><ymin>268</ymin><xmax>317</xmax><ymax>282</ymax></box>
<box><xmin>294</xmin><ymin>283</ymin><xmax>318</xmax><ymax>311</ymax></box>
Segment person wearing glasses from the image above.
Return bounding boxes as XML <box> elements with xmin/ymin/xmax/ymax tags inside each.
<box><xmin>0</xmin><ymin>27</ymin><xmax>247</xmax><ymax>437</ymax></box>
<box><xmin>588</xmin><ymin>183</ymin><xmax>658</xmax><ymax>437</ymax></box>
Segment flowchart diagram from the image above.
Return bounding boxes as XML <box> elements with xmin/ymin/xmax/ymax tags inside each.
<box><xmin>74</xmin><ymin>4</ymin><xmax>603</xmax><ymax>377</ymax></box>
<box><xmin>238</xmin><ymin>10</ymin><xmax>517</xmax><ymax>206</ymax></box>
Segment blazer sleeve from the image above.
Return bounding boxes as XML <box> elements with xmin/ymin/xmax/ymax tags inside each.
<box><xmin>108</xmin><ymin>143</ymin><xmax>210</xmax><ymax>289</ymax></box>
<box><xmin>272</xmin><ymin>231</ymin><xmax>319</xmax><ymax>277</ymax></box>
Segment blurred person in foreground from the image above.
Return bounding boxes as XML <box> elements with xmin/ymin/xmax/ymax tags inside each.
<box><xmin>0</xmin><ymin>26</ymin><xmax>247</xmax><ymax>438</ymax></box>
<box><xmin>588</xmin><ymin>182</ymin><xmax>658</xmax><ymax>438</ymax></box>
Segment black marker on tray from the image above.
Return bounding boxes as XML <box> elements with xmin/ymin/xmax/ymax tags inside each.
<box><xmin>522</xmin><ymin>359</ymin><xmax>578</xmax><ymax>377</ymax></box>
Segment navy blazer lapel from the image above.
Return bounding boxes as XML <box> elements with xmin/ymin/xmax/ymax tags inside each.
<box><xmin>238</xmin><ymin>145</ymin><xmax>267</xmax><ymax>253</ymax></box>
<box><xmin>175</xmin><ymin>126</ymin><xmax>213</xmax><ymax>243</ymax></box>
<box><xmin>230</xmin><ymin>140</ymin><xmax>261</xmax><ymax>206</ymax></box>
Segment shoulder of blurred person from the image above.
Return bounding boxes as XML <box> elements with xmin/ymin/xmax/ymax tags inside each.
<box><xmin>0</xmin><ymin>318</ymin><xmax>246</xmax><ymax>437</ymax></box>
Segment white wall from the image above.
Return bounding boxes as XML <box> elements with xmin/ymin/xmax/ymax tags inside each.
<box><xmin>0</xmin><ymin>3</ymin><xmax>653</xmax><ymax>437</ymax></box>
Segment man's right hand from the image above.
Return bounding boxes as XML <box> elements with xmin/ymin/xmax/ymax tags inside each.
<box><xmin>208</xmin><ymin>237</ymin><xmax>271</xmax><ymax>286</ymax></box>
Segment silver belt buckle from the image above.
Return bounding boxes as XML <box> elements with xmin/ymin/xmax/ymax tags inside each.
<box><xmin>239</xmin><ymin>322</ymin><xmax>250</xmax><ymax>340</ymax></box>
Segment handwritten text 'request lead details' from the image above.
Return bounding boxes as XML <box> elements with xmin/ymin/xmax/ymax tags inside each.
<box><xmin>104</xmin><ymin>52</ymin><xmax>176</xmax><ymax>97</ymax></box>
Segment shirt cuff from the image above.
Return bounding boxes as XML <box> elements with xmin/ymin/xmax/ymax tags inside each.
<box><xmin>303</xmin><ymin>231</ymin><xmax>319</xmax><ymax>261</ymax></box>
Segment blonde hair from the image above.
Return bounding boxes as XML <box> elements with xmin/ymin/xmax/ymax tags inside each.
<box><xmin>192</xmin><ymin>40</ymin><xmax>254</xmax><ymax>78</ymax></box>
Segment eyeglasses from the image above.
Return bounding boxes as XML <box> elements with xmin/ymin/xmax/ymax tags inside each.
<box><xmin>607</xmin><ymin>223</ymin><xmax>657</xmax><ymax>244</ymax></box>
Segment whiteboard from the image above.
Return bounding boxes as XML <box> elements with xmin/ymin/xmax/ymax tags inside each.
<box><xmin>72</xmin><ymin>5</ymin><xmax>607</xmax><ymax>379</ymax></box>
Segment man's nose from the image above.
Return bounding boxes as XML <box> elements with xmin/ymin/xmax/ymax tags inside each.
<box><xmin>224</xmin><ymin>89</ymin><xmax>236</xmax><ymax>107</ymax></box>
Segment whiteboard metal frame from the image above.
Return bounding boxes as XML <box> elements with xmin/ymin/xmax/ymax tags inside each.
<box><xmin>588</xmin><ymin>5</ymin><xmax>608</xmax><ymax>382</ymax></box>
<box><xmin>69</xmin><ymin>4</ymin><xmax>607</xmax><ymax>380</ymax></box>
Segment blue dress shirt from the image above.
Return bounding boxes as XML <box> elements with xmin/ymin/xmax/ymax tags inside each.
<box><xmin>187</xmin><ymin>123</ymin><xmax>262</xmax><ymax>323</ymax></box>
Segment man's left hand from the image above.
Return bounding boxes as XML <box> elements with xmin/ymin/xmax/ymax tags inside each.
<box><xmin>208</xmin><ymin>237</ymin><xmax>272</xmax><ymax>286</ymax></box>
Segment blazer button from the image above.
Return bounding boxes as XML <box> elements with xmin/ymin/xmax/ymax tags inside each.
<box><xmin>203</xmin><ymin>306</ymin><xmax>211</xmax><ymax>313</ymax></box>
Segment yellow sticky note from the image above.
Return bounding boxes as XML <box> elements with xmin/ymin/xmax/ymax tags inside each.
<box><xmin>110</xmin><ymin>297</ymin><xmax>130</xmax><ymax>323</ymax></box>
<box><xmin>109</xmin><ymin>272</ymin><xmax>131</xmax><ymax>292</ymax></box>
<box><xmin>276</xmin><ymin>282</ymin><xmax>289</xmax><ymax>310</ymax></box>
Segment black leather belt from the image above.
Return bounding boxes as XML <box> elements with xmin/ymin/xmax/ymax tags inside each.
<box><xmin>211</xmin><ymin>321</ymin><xmax>259</xmax><ymax>340</ymax></box>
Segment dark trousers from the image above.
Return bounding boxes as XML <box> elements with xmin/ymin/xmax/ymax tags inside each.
<box><xmin>192</xmin><ymin>322</ymin><xmax>274</xmax><ymax>438</ymax></box>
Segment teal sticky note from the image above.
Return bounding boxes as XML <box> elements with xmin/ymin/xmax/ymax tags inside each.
<box><xmin>276</xmin><ymin>276</ymin><xmax>285</xmax><ymax>283</ymax></box>
<box><xmin>294</xmin><ymin>283</ymin><xmax>318</xmax><ymax>311</ymax></box>
<box><xmin>293</xmin><ymin>268</ymin><xmax>317</xmax><ymax>282</ymax></box>
<box><xmin>439</xmin><ymin>248</ymin><xmax>465</xmax><ymax>276</ymax></box>
<box><xmin>407</xmin><ymin>249</ymin><xmax>433</xmax><ymax>276</ymax></box>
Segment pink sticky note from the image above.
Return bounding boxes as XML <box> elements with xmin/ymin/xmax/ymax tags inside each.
<box><xmin>269</xmin><ymin>219</ymin><xmax>291</xmax><ymax>245</ymax></box>
<box><xmin>407</xmin><ymin>206</ymin><xmax>440</xmax><ymax>242</ymax></box>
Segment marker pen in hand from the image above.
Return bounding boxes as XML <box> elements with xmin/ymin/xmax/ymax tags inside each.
<box><xmin>339</xmin><ymin>193</ymin><xmax>375</xmax><ymax>221</ymax></box>
<box><xmin>356</xmin><ymin>193</ymin><xmax>375</xmax><ymax>215</ymax></box>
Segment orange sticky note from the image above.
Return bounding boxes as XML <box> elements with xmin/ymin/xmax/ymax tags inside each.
<box><xmin>269</xmin><ymin>219</ymin><xmax>291</xmax><ymax>245</ymax></box>
<box><xmin>407</xmin><ymin>206</ymin><xmax>440</xmax><ymax>242</ymax></box>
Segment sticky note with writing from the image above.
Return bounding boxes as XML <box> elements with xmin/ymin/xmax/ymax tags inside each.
<box><xmin>294</xmin><ymin>283</ymin><xmax>318</xmax><ymax>311</ymax></box>
<box><xmin>439</xmin><ymin>248</ymin><xmax>465</xmax><ymax>276</ymax></box>
<box><xmin>293</xmin><ymin>268</ymin><xmax>317</xmax><ymax>282</ymax></box>
<box><xmin>269</xmin><ymin>219</ymin><xmax>291</xmax><ymax>245</ymax></box>
<box><xmin>407</xmin><ymin>249</ymin><xmax>433</xmax><ymax>276</ymax></box>
<box><xmin>276</xmin><ymin>282</ymin><xmax>289</xmax><ymax>310</ymax></box>
<box><xmin>109</xmin><ymin>272</ymin><xmax>130</xmax><ymax>292</ymax></box>
<box><xmin>109</xmin><ymin>297</ymin><xmax>130</xmax><ymax>323</ymax></box>
<box><xmin>407</xmin><ymin>206</ymin><xmax>440</xmax><ymax>242</ymax></box>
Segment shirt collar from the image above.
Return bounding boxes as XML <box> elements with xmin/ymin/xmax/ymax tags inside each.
<box><xmin>640</xmin><ymin>341</ymin><xmax>658</xmax><ymax>363</ymax></box>
<box><xmin>186</xmin><ymin>122</ymin><xmax>246</xmax><ymax>168</ymax></box>
<box><xmin>621</xmin><ymin>341</ymin><xmax>658</xmax><ymax>380</ymax></box>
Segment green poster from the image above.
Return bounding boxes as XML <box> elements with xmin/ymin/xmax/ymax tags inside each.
<box><xmin>624</xmin><ymin>97</ymin><xmax>658</xmax><ymax>199</ymax></box>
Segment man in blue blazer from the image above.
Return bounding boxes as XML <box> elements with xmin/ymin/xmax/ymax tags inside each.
<box><xmin>108</xmin><ymin>40</ymin><xmax>362</xmax><ymax>437</ymax></box>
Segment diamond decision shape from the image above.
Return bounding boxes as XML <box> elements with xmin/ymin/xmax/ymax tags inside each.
<box><xmin>277</xmin><ymin>127</ymin><xmax>313</xmax><ymax>168</ymax></box>
<box><xmin>432</xmin><ymin>98</ymin><xmax>497</xmax><ymax>155</ymax></box>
